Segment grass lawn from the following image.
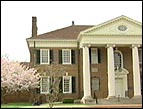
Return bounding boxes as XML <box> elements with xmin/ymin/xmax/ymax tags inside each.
<box><xmin>1</xmin><ymin>102</ymin><xmax>32</xmax><ymax>108</ymax></box>
<box><xmin>1</xmin><ymin>102</ymin><xmax>96</xmax><ymax>108</ymax></box>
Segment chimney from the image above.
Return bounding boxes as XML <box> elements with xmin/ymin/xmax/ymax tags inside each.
<box><xmin>32</xmin><ymin>16</ymin><xmax>37</xmax><ymax>37</ymax></box>
<box><xmin>72</xmin><ymin>21</ymin><xmax>74</xmax><ymax>26</ymax></box>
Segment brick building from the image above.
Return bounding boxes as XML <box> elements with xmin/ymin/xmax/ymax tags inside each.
<box><xmin>4</xmin><ymin>15</ymin><xmax>142</xmax><ymax>103</ymax></box>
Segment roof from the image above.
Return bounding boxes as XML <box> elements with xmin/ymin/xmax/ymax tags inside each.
<box><xmin>27</xmin><ymin>25</ymin><xmax>93</xmax><ymax>40</ymax></box>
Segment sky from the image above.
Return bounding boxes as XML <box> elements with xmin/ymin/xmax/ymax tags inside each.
<box><xmin>1</xmin><ymin>1</ymin><xmax>142</xmax><ymax>62</ymax></box>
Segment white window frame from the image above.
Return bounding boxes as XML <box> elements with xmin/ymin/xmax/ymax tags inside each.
<box><xmin>91</xmin><ymin>48</ymin><xmax>98</xmax><ymax>64</ymax></box>
<box><xmin>63</xmin><ymin>76</ymin><xmax>72</xmax><ymax>93</ymax></box>
<box><xmin>40</xmin><ymin>49</ymin><xmax>50</xmax><ymax>64</ymax></box>
<box><xmin>62</xmin><ymin>49</ymin><xmax>71</xmax><ymax>64</ymax></box>
<box><xmin>114</xmin><ymin>50</ymin><xmax>123</xmax><ymax>70</ymax></box>
<box><xmin>40</xmin><ymin>76</ymin><xmax>50</xmax><ymax>94</ymax></box>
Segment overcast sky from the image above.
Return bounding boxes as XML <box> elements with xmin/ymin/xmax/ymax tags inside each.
<box><xmin>1</xmin><ymin>1</ymin><xmax>142</xmax><ymax>62</ymax></box>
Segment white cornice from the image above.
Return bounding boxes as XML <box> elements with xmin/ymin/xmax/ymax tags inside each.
<box><xmin>26</xmin><ymin>39</ymin><xmax>77</xmax><ymax>42</ymax></box>
<box><xmin>27</xmin><ymin>39</ymin><xmax>78</xmax><ymax>48</ymax></box>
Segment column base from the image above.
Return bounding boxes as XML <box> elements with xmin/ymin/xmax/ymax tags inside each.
<box><xmin>106</xmin><ymin>96</ymin><xmax>116</xmax><ymax>100</ymax></box>
<box><xmin>131</xmin><ymin>95</ymin><xmax>142</xmax><ymax>104</ymax></box>
<box><xmin>131</xmin><ymin>95</ymin><xmax>142</xmax><ymax>100</ymax></box>
<box><xmin>81</xmin><ymin>96</ymin><xmax>94</xmax><ymax>104</ymax></box>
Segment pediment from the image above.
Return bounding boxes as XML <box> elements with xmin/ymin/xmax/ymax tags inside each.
<box><xmin>81</xmin><ymin>15</ymin><xmax>142</xmax><ymax>36</ymax></box>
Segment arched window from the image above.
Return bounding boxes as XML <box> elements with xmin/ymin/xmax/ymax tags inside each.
<box><xmin>114</xmin><ymin>50</ymin><xmax>123</xmax><ymax>70</ymax></box>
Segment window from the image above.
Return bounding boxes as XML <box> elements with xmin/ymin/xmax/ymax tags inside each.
<box><xmin>62</xmin><ymin>49</ymin><xmax>71</xmax><ymax>64</ymax></box>
<box><xmin>40</xmin><ymin>76</ymin><xmax>50</xmax><ymax>94</ymax></box>
<box><xmin>91</xmin><ymin>48</ymin><xmax>98</xmax><ymax>64</ymax></box>
<box><xmin>139</xmin><ymin>48</ymin><xmax>142</xmax><ymax>64</ymax></box>
<box><xmin>40</xmin><ymin>49</ymin><xmax>50</xmax><ymax>64</ymax></box>
<box><xmin>114</xmin><ymin>50</ymin><xmax>123</xmax><ymax>70</ymax></box>
<box><xmin>138</xmin><ymin>48</ymin><xmax>142</xmax><ymax>81</ymax></box>
<box><xmin>63</xmin><ymin>76</ymin><xmax>72</xmax><ymax>93</ymax></box>
<box><xmin>92</xmin><ymin>77</ymin><xmax>100</xmax><ymax>91</ymax></box>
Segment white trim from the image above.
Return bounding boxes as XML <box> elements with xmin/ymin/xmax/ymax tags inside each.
<box><xmin>79</xmin><ymin>36</ymin><xmax>141</xmax><ymax>48</ymax></box>
<box><xmin>27</xmin><ymin>40</ymin><xmax>77</xmax><ymax>47</ymax></box>
<box><xmin>40</xmin><ymin>76</ymin><xmax>50</xmax><ymax>94</ymax></box>
<box><xmin>63</xmin><ymin>76</ymin><xmax>72</xmax><ymax>93</ymax></box>
<box><xmin>62</xmin><ymin>49</ymin><xmax>71</xmax><ymax>65</ymax></box>
<box><xmin>40</xmin><ymin>49</ymin><xmax>50</xmax><ymax>64</ymax></box>
<box><xmin>26</xmin><ymin>39</ymin><xmax>77</xmax><ymax>42</ymax></box>
<box><xmin>79</xmin><ymin>15</ymin><xmax>141</xmax><ymax>35</ymax></box>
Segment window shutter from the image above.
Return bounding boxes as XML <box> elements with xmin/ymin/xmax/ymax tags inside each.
<box><xmin>36</xmin><ymin>87</ymin><xmax>40</xmax><ymax>94</ymax></box>
<box><xmin>59</xmin><ymin>50</ymin><xmax>62</xmax><ymax>64</ymax></box>
<box><xmin>59</xmin><ymin>77</ymin><xmax>63</xmax><ymax>93</ymax></box>
<box><xmin>71</xmin><ymin>50</ymin><xmax>76</xmax><ymax>64</ymax></box>
<box><xmin>50</xmin><ymin>50</ymin><xmax>54</xmax><ymax>64</ymax></box>
<box><xmin>36</xmin><ymin>50</ymin><xmax>40</xmax><ymax>64</ymax></box>
<box><xmin>36</xmin><ymin>79</ymin><xmax>40</xmax><ymax>94</ymax></box>
<box><xmin>98</xmin><ymin>49</ymin><xmax>101</xmax><ymax>63</ymax></box>
<box><xmin>72</xmin><ymin>77</ymin><xmax>76</xmax><ymax>93</ymax></box>
<box><xmin>89</xmin><ymin>48</ymin><xmax>91</xmax><ymax>64</ymax></box>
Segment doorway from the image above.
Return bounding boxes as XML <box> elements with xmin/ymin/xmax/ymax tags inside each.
<box><xmin>115</xmin><ymin>78</ymin><xmax>125</xmax><ymax>97</ymax></box>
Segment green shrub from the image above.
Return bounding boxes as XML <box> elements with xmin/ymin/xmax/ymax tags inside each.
<box><xmin>63</xmin><ymin>98</ymin><xmax>74</xmax><ymax>103</ymax></box>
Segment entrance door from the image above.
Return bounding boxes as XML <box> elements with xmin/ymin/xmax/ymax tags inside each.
<box><xmin>115</xmin><ymin>78</ymin><xmax>125</xmax><ymax>97</ymax></box>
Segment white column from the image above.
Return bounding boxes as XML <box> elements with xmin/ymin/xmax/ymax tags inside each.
<box><xmin>132</xmin><ymin>44</ymin><xmax>141</xmax><ymax>96</ymax></box>
<box><xmin>81</xmin><ymin>45</ymin><xmax>92</xmax><ymax>103</ymax></box>
<box><xmin>107</xmin><ymin>44</ymin><xmax>116</xmax><ymax>98</ymax></box>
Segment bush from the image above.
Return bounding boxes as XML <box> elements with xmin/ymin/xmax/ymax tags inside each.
<box><xmin>63</xmin><ymin>98</ymin><xmax>74</xmax><ymax>103</ymax></box>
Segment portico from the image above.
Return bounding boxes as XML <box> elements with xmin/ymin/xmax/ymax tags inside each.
<box><xmin>79</xmin><ymin>15</ymin><xmax>142</xmax><ymax>103</ymax></box>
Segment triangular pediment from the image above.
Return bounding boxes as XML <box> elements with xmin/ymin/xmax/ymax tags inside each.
<box><xmin>81</xmin><ymin>15</ymin><xmax>142</xmax><ymax>36</ymax></box>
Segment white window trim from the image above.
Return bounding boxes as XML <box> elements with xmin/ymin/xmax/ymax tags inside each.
<box><xmin>63</xmin><ymin>76</ymin><xmax>72</xmax><ymax>93</ymax></box>
<box><xmin>62</xmin><ymin>49</ymin><xmax>71</xmax><ymax>64</ymax></box>
<box><xmin>114</xmin><ymin>50</ymin><xmax>123</xmax><ymax>70</ymax></box>
<box><xmin>40</xmin><ymin>76</ymin><xmax>50</xmax><ymax>94</ymax></box>
<box><xmin>91</xmin><ymin>48</ymin><xmax>98</xmax><ymax>64</ymax></box>
<box><xmin>40</xmin><ymin>49</ymin><xmax>50</xmax><ymax>64</ymax></box>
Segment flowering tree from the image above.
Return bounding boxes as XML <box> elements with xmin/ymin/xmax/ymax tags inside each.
<box><xmin>36</xmin><ymin>64</ymin><xmax>66</xmax><ymax>108</ymax></box>
<box><xmin>1</xmin><ymin>57</ymin><xmax>40</xmax><ymax>103</ymax></box>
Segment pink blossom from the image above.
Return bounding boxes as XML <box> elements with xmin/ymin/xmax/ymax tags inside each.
<box><xmin>1</xmin><ymin>57</ymin><xmax>40</xmax><ymax>95</ymax></box>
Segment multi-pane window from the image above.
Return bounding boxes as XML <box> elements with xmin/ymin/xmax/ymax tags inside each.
<box><xmin>40</xmin><ymin>49</ymin><xmax>50</xmax><ymax>64</ymax></box>
<box><xmin>63</xmin><ymin>76</ymin><xmax>72</xmax><ymax>93</ymax></box>
<box><xmin>40</xmin><ymin>76</ymin><xmax>50</xmax><ymax>94</ymax></box>
<box><xmin>114</xmin><ymin>50</ymin><xmax>122</xmax><ymax>70</ymax></box>
<box><xmin>91</xmin><ymin>48</ymin><xmax>98</xmax><ymax>64</ymax></box>
<box><xmin>62</xmin><ymin>49</ymin><xmax>71</xmax><ymax>64</ymax></box>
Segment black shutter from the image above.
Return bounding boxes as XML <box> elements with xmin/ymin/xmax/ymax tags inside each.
<box><xmin>89</xmin><ymin>48</ymin><xmax>91</xmax><ymax>64</ymax></box>
<box><xmin>50</xmin><ymin>50</ymin><xmax>54</xmax><ymax>64</ymax></box>
<box><xmin>36</xmin><ymin>87</ymin><xmax>40</xmax><ymax>94</ymax></box>
<box><xmin>36</xmin><ymin>78</ymin><xmax>40</xmax><ymax>94</ymax></box>
<box><xmin>59</xmin><ymin>77</ymin><xmax>63</xmax><ymax>93</ymax></box>
<box><xmin>36</xmin><ymin>50</ymin><xmax>40</xmax><ymax>64</ymax></box>
<box><xmin>59</xmin><ymin>50</ymin><xmax>62</xmax><ymax>64</ymax></box>
<box><xmin>72</xmin><ymin>77</ymin><xmax>76</xmax><ymax>93</ymax></box>
<box><xmin>71</xmin><ymin>50</ymin><xmax>76</xmax><ymax>64</ymax></box>
<box><xmin>98</xmin><ymin>49</ymin><xmax>101</xmax><ymax>63</ymax></box>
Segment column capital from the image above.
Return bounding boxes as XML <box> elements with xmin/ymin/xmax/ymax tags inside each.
<box><xmin>82</xmin><ymin>43</ymin><xmax>91</xmax><ymax>48</ymax></box>
<box><xmin>131</xmin><ymin>44</ymin><xmax>141</xmax><ymax>48</ymax></box>
<box><xmin>106</xmin><ymin>44</ymin><xmax>115</xmax><ymax>48</ymax></box>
